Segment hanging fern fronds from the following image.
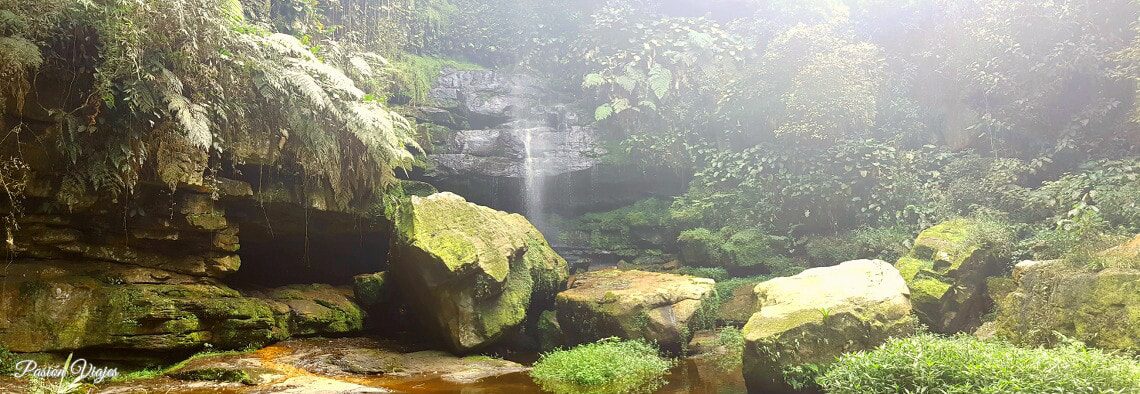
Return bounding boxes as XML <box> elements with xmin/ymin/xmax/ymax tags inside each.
<box><xmin>1</xmin><ymin>0</ymin><xmax>420</xmax><ymax>210</ymax></box>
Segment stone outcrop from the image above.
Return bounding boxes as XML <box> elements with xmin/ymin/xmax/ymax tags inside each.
<box><xmin>419</xmin><ymin>69</ymin><xmax>601</xmax><ymax>179</ymax></box>
<box><xmin>717</xmin><ymin>282</ymin><xmax>760</xmax><ymax>327</ymax></box>
<box><xmin>991</xmin><ymin>235</ymin><xmax>1140</xmax><ymax>351</ymax></box>
<box><xmin>895</xmin><ymin>219</ymin><xmax>1008</xmax><ymax>333</ymax></box>
<box><xmin>555</xmin><ymin>269</ymin><xmax>717</xmax><ymax>353</ymax></box>
<box><xmin>0</xmin><ymin>262</ymin><xmax>362</xmax><ymax>354</ymax></box>
<box><xmin>388</xmin><ymin>192</ymin><xmax>568</xmax><ymax>353</ymax></box>
<box><xmin>742</xmin><ymin>260</ymin><xmax>915</xmax><ymax>393</ymax></box>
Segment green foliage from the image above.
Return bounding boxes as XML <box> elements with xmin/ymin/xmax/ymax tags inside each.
<box><xmin>722</xmin><ymin>19</ymin><xmax>884</xmax><ymax>143</ymax></box>
<box><xmin>711</xmin><ymin>326</ymin><xmax>744</xmax><ymax>372</ymax></box>
<box><xmin>530</xmin><ymin>338</ymin><xmax>673</xmax><ymax>394</ymax></box>
<box><xmin>391</xmin><ymin>54</ymin><xmax>482</xmax><ymax>104</ymax></box>
<box><xmin>819</xmin><ymin>334</ymin><xmax>1140</xmax><ymax>394</ymax></box>
<box><xmin>0</xmin><ymin>345</ymin><xmax>15</xmax><ymax>375</ymax></box>
<box><xmin>804</xmin><ymin>226</ymin><xmax>914</xmax><ymax>266</ymax></box>
<box><xmin>677</xmin><ymin>227</ymin><xmax>799</xmax><ymax>274</ymax></box>
<box><xmin>561</xmin><ymin>198</ymin><xmax>675</xmax><ymax>253</ymax></box>
<box><xmin>684</xmin><ymin>140</ymin><xmax>949</xmax><ymax>235</ymax></box>
<box><xmin>1</xmin><ymin>0</ymin><xmax>420</xmax><ymax>209</ymax></box>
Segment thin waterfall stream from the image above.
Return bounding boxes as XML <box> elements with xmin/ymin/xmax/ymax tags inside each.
<box><xmin>522</xmin><ymin>125</ymin><xmax>546</xmax><ymax>233</ymax></box>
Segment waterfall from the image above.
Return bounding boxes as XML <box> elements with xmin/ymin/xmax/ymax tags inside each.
<box><xmin>522</xmin><ymin>127</ymin><xmax>546</xmax><ymax>232</ymax></box>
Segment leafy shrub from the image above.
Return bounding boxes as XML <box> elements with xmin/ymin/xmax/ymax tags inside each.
<box><xmin>530</xmin><ymin>338</ymin><xmax>673</xmax><ymax>394</ymax></box>
<box><xmin>677</xmin><ymin>227</ymin><xmax>796</xmax><ymax>274</ymax></box>
<box><xmin>390</xmin><ymin>54</ymin><xmax>482</xmax><ymax>104</ymax></box>
<box><xmin>819</xmin><ymin>334</ymin><xmax>1140</xmax><ymax>394</ymax></box>
<box><xmin>1028</xmin><ymin>159</ymin><xmax>1140</xmax><ymax>231</ymax></box>
<box><xmin>561</xmin><ymin>198</ymin><xmax>675</xmax><ymax>253</ymax></box>
<box><xmin>711</xmin><ymin>327</ymin><xmax>744</xmax><ymax>372</ymax></box>
<box><xmin>804</xmin><ymin>226</ymin><xmax>914</xmax><ymax>266</ymax></box>
<box><xmin>0</xmin><ymin>345</ymin><xmax>15</xmax><ymax>374</ymax></box>
<box><xmin>1019</xmin><ymin>204</ymin><xmax>1129</xmax><ymax>265</ymax></box>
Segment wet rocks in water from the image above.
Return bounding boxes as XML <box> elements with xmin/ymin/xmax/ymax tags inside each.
<box><xmin>990</xmin><ymin>234</ymin><xmax>1140</xmax><ymax>351</ymax></box>
<box><xmin>389</xmin><ymin>192</ymin><xmax>569</xmax><ymax>353</ymax></box>
<box><xmin>555</xmin><ymin>269</ymin><xmax>717</xmax><ymax>353</ymax></box>
<box><xmin>742</xmin><ymin>259</ymin><xmax>915</xmax><ymax>393</ymax></box>
<box><xmin>895</xmin><ymin>219</ymin><xmax>1011</xmax><ymax>333</ymax></box>
<box><xmin>161</xmin><ymin>337</ymin><xmax>526</xmax><ymax>391</ymax></box>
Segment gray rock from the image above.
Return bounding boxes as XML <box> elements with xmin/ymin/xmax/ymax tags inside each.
<box><xmin>425</xmin><ymin>69</ymin><xmax>600</xmax><ymax>179</ymax></box>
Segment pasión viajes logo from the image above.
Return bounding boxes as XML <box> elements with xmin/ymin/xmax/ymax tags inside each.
<box><xmin>12</xmin><ymin>354</ymin><xmax>119</xmax><ymax>384</ymax></box>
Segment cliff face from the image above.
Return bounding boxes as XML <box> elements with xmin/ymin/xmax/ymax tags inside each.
<box><xmin>0</xmin><ymin>180</ymin><xmax>377</xmax><ymax>357</ymax></box>
<box><xmin>409</xmin><ymin>69</ymin><xmax>687</xmax><ymax>218</ymax></box>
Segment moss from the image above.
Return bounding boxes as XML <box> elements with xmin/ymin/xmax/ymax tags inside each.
<box><xmin>352</xmin><ymin>271</ymin><xmax>388</xmax><ymax>308</ymax></box>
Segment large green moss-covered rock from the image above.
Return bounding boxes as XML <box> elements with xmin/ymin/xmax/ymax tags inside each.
<box><xmin>993</xmin><ymin>235</ymin><xmax>1140</xmax><ymax>351</ymax></box>
<box><xmin>389</xmin><ymin>192</ymin><xmax>568</xmax><ymax>353</ymax></box>
<box><xmin>555</xmin><ymin>269</ymin><xmax>717</xmax><ymax>353</ymax></box>
<box><xmin>895</xmin><ymin>219</ymin><xmax>1008</xmax><ymax>333</ymax></box>
<box><xmin>743</xmin><ymin>260</ymin><xmax>915</xmax><ymax>393</ymax></box>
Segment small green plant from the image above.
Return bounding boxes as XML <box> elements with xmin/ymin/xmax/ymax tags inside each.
<box><xmin>26</xmin><ymin>353</ymin><xmax>92</xmax><ymax>394</ymax></box>
<box><xmin>819</xmin><ymin>334</ymin><xmax>1140</xmax><ymax>394</ymax></box>
<box><xmin>0</xmin><ymin>345</ymin><xmax>16</xmax><ymax>375</ymax></box>
<box><xmin>712</xmin><ymin>327</ymin><xmax>744</xmax><ymax>372</ymax></box>
<box><xmin>530</xmin><ymin>338</ymin><xmax>673</xmax><ymax>394</ymax></box>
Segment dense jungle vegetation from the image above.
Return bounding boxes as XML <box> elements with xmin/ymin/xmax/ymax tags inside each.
<box><xmin>4</xmin><ymin>0</ymin><xmax>1138</xmax><ymax>272</ymax></box>
<box><xmin>2</xmin><ymin>0</ymin><xmax>1140</xmax><ymax>393</ymax></box>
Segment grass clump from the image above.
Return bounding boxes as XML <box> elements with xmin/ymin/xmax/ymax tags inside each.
<box><xmin>819</xmin><ymin>334</ymin><xmax>1140</xmax><ymax>394</ymax></box>
<box><xmin>530</xmin><ymin>338</ymin><xmax>673</xmax><ymax>394</ymax></box>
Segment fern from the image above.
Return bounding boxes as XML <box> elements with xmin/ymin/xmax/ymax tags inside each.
<box><xmin>647</xmin><ymin>64</ymin><xmax>672</xmax><ymax>99</ymax></box>
<box><xmin>0</xmin><ymin>36</ymin><xmax>43</xmax><ymax>114</ymax></box>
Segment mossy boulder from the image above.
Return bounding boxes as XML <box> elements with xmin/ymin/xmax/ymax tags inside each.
<box><xmin>554</xmin><ymin>269</ymin><xmax>717</xmax><ymax>353</ymax></box>
<box><xmin>992</xmin><ymin>235</ymin><xmax>1140</xmax><ymax>351</ymax></box>
<box><xmin>352</xmin><ymin>272</ymin><xmax>388</xmax><ymax>309</ymax></box>
<box><xmin>258</xmin><ymin>284</ymin><xmax>364</xmax><ymax>337</ymax></box>
<box><xmin>895</xmin><ymin>219</ymin><xmax>1009</xmax><ymax>333</ymax></box>
<box><xmin>742</xmin><ymin>260</ymin><xmax>915</xmax><ymax>393</ymax></box>
<box><xmin>717</xmin><ymin>282</ymin><xmax>759</xmax><ymax>327</ymax></box>
<box><xmin>389</xmin><ymin>192</ymin><xmax>568</xmax><ymax>353</ymax></box>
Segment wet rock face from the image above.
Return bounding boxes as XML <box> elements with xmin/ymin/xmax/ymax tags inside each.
<box><xmin>992</xmin><ymin>235</ymin><xmax>1140</xmax><ymax>351</ymax></box>
<box><xmin>895</xmin><ymin>219</ymin><xmax>1008</xmax><ymax>333</ymax></box>
<box><xmin>0</xmin><ymin>181</ymin><xmax>375</xmax><ymax>356</ymax></box>
<box><xmin>554</xmin><ymin>269</ymin><xmax>717</xmax><ymax>353</ymax></box>
<box><xmin>419</xmin><ymin>69</ymin><xmax>601</xmax><ymax>179</ymax></box>
<box><xmin>742</xmin><ymin>260</ymin><xmax>915</xmax><ymax>393</ymax></box>
<box><xmin>0</xmin><ymin>263</ymin><xmax>362</xmax><ymax>354</ymax></box>
<box><xmin>9</xmin><ymin>190</ymin><xmax>243</xmax><ymax>278</ymax></box>
<box><xmin>388</xmin><ymin>192</ymin><xmax>568</xmax><ymax>353</ymax></box>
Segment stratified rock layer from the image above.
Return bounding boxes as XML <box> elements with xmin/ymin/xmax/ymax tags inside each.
<box><xmin>742</xmin><ymin>259</ymin><xmax>915</xmax><ymax>393</ymax></box>
<box><xmin>389</xmin><ymin>192</ymin><xmax>568</xmax><ymax>353</ymax></box>
<box><xmin>555</xmin><ymin>269</ymin><xmax>717</xmax><ymax>353</ymax></box>
<box><xmin>0</xmin><ymin>263</ymin><xmax>362</xmax><ymax>353</ymax></box>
